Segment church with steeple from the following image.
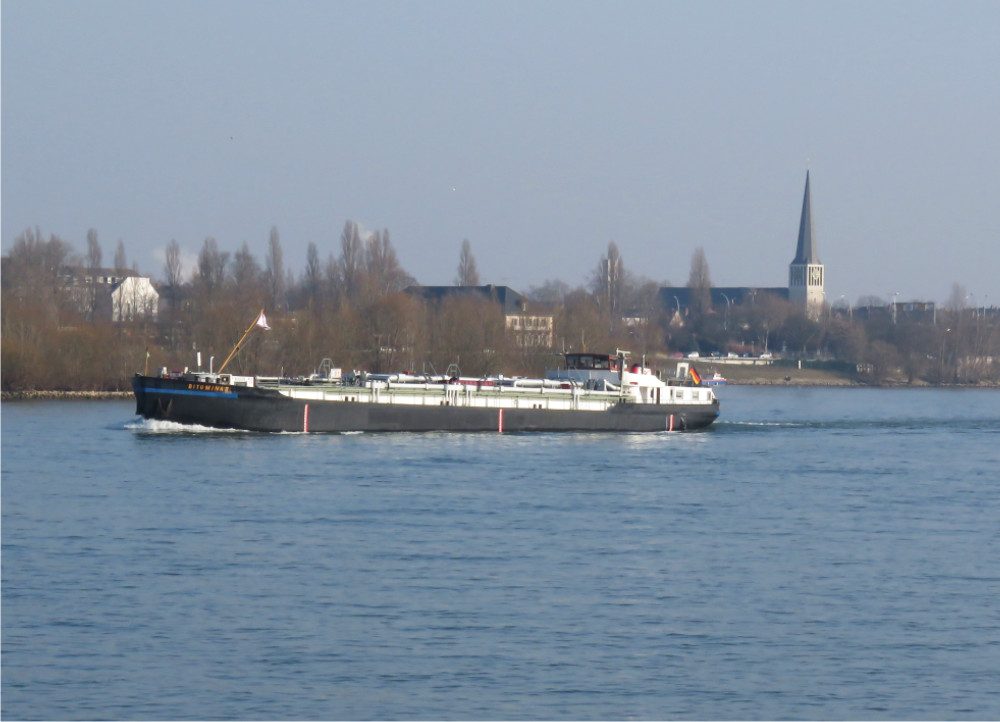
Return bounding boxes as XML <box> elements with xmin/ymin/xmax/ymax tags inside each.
<box><xmin>657</xmin><ymin>171</ymin><xmax>826</xmax><ymax>320</ymax></box>
<box><xmin>788</xmin><ymin>171</ymin><xmax>825</xmax><ymax>317</ymax></box>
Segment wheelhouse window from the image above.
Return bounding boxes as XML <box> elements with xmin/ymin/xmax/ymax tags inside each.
<box><xmin>565</xmin><ymin>353</ymin><xmax>619</xmax><ymax>372</ymax></box>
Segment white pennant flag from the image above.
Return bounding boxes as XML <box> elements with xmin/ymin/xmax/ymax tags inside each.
<box><xmin>256</xmin><ymin>311</ymin><xmax>271</xmax><ymax>331</ymax></box>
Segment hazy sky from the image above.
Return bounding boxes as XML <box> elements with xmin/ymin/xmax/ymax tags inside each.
<box><xmin>3</xmin><ymin>0</ymin><xmax>999</xmax><ymax>305</ymax></box>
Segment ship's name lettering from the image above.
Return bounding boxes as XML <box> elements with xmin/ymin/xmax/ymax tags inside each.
<box><xmin>187</xmin><ymin>383</ymin><xmax>229</xmax><ymax>393</ymax></box>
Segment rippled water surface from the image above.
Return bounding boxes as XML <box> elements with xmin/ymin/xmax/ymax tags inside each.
<box><xmin>3</xmin><ymin>388</ymin><xmax>999</xmax><ymax>719</ymax></box>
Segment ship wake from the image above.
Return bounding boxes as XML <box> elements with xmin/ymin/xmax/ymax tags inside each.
<box><xmin>124</xmin><ymin>418</ymin><xmax>249</xmax><ymax>434</ymax></box>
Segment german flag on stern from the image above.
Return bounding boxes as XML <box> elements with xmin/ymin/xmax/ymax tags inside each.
<box><xmin>689</xmin><ymin>366</ymin><xmax>702</xmax><ymax>386</ymax></box>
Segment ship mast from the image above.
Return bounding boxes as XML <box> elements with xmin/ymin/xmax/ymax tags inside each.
<box><xmin>217</xmin><ymin>309</ymin><xmax>268</xmax><ymax>375</ymax></box>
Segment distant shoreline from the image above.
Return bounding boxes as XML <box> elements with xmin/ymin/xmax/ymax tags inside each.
<box><xmin>2</xmin><ymin>390</ymin><xmax>133</xmax><ymax>401</ymax></box>
<box><xmin>724</xmin><ymin>379</ymin><xmax>998</xmax><ymax>388</ymax></box>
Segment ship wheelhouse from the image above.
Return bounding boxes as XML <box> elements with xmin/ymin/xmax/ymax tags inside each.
<box><xmin>563</xmin><ymin>353</ymin><xmax>621</xmax><ymax>373</ymax></box>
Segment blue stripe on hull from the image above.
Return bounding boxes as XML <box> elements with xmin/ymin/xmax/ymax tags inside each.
<box><xmin>146</xmin><ymin>387</ymin><xmax>238</xmax><ymax>399</ymax></box>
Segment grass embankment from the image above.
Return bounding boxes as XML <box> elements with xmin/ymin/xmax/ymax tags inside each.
<box><xmin>667</xmin><ymin>360</ymin><xmax>859</xmax><ymax>386</ymax></box>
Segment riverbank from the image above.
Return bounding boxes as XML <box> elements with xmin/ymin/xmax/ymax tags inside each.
<box><xmin>4</xmin><ymin>375</ymin><xmax>996</xmax><ymax>401</ymax></box>
<box><xmin>666</xmin><ymin>361</ymin><xmax>1000</xmax><ymax>388</ymax></box>
<box><xmin>2</xmin><ymin>390</ymin><xmax>133</xmax><ymax>401</ymax></box>
<box><xmin>692</xmin><ymin>363</ymin><xmax>858</xmax><ymax>386</ymax></box>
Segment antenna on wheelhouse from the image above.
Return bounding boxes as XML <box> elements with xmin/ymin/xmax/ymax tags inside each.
<box><xmin>615</xmin><ymin>348</ymin><xmax>631</xmax><ymax>399</ymax></box>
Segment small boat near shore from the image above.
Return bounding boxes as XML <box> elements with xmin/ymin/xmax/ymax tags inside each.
<box><xmin>132</xmin><ymin>313</ymin><xmax>719</xmax><ymax>433</ymax></box>
<box><xmin>701</xmin><ymin>372</ymin><xmax>729</xmax><ymax>387</ymax></box>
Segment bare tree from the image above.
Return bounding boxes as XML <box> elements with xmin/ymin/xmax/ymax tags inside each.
<box><xmin>5</xmin><ymin>227</ymin><xmax>74</xmax><ymax>303</ymax></box>
<box><xmin>339</xmin><ymin>220</ymin><xmax>364</xmax><ymax>301</ymax></box>
<box><xmin>86</xmin><ymin>229</ymin><xmax>103</xmax><ymax>270</ymax></box>
<box><xmin>2</xmin><ymin>229</ymin><xmax>78</xmax><ymax>389</ymax></box>
<box><xmin>84</xmin><ymin>229</ymin><xmax>104</xmax><ymax>318</ymax></box>
<box><xmin>324</xmin><ymin>251</ymin><xmax>343</xmax><ymax>305</ymax></box>
<box><xmin>265</xmin><ymin>226</ymin><xmax>285</xmax><ymax>311</ymax></box>
<box><xmin>362</xmin><ymin>292</ymin><xmax>425</xmax><ymax>372</ymax></box>
<box><xmin>560</xmin><ymin>287</ymin><xmax>612</xmax><ymax>353</ymax></box>
<box><xmin>164</xmin><ymin>239</ymin><xmax>183</xmax><ymax>288</ymax></box>
<box><xmin>196</xmin><ymin>237</ymin><xmax>229</xmax><ymax>295</ymax></box>
<box><xmin>304</xmin><ymin>242</ymin><xmax>322</xmax><ymax>306</ymax></box>
<box><xmin>856</xmin><ymin>295</ymin><xmax>885</xmax><ymax>310</ymax></box>
<box><xmin>526</xmin><ymin>279</ymin><xmax>570</xmax><ymax>304</ymax></box>
<box><xmin>425</xmin><ymin>295</ymin><xmax>509</xmax><ymax>377</ymax></box>
<box><xmin>744</xmin><ymin>293</ymin><xmax>790</xmax><ymax>355</ymax></box>
<box><xmin>826</xmin><ymin>316</ymin><xmax>868</xmax><ymax>363</ymax></box>
<box><xmin>863</xmin><ymin>340</ymin><xmax>901</xmax><ymax>384</ymax></box>
<box><xmin>780</xmin><ymin>312</ymin><xmax>823</xmax><ymax>357</ymax></box>
<box><xmin>114</xmin><ymin>239</ymin><xmax>127</xmax><ymax>271</ymax></box>
<box><xmin>591</xmin><ymin>241</ymin><xmax>624</xmax><ymax>321</ymax></box>
<box><xmin>946</xmin><ymin>282</ymin><xmax>969</xmax><ymax>312</ymax></box>
<box><xmin>364</xmin><ymin>229</ymin><xmax>413</xmax><ymax>299</ymax></box>
<box><xmin>455</xmin><ymin>239</ymin><xmax>480</xmax><ymax>286</ymax></box>
<box><xmin>687</xmin><ymin>246</ymin><xmax>712</xmax><ymax>316</ymax></box>
<box><xmin>162</xmin><ymin>239</ymin><xmax>184</xmax><ymax>316</ymax></box>
<box><xmin>232</xmin><ymin>242</ymin><xmax>262</xmax><ymax>289</ymax></box>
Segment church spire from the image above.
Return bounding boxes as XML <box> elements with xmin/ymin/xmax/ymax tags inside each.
<box><xmin>793</xmin><ymin>170</ymin><xmax>818</xmax><ymax>264</ymax></box>
<box><xmin>788</xmin><ymin>170</ymin><xmax>825</xmax><ymax>317</ymax></box>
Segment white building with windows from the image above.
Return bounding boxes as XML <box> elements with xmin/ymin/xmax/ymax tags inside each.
<box><xmin>111</xmin><ymin>275</ymin><xmax>159</xmax><ymax>321</ymax></box>
<box><xmin>61</xmin><ymin>267</ymin><xmax>159</xmax><ymax>321</ymax></box>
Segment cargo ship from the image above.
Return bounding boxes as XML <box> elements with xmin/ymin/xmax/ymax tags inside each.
<box><xmin>132</xmin><ymin>353</ymin><xmax>719</xmax><ymax>434</ymax></box>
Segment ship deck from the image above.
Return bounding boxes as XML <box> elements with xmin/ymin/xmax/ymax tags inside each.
<box><xmin>258</xmin><ymin>379</ymin><xmax>715</xmax><ymax>414</ymax></box>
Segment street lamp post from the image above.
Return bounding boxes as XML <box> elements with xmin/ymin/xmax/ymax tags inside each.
<box><xmin>841</xmin><ymin>294</ymin><xmax>853</xmax><ymax>319</ymax></box>
<box><xmin>940</xmin><ymin>327</ymin><xmax>953</xmax><ymax>382</ymax></box>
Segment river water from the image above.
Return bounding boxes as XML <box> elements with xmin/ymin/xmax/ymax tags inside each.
<box><xmin>2</xmin><ymin>387</ymin><xmax>999</xmax><ymax>720</ymax></box>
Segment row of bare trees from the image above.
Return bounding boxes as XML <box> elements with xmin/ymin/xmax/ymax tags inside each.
<box><xmin>2</xmin><ymin>228</ymin><xmax>148</xmax><ymax>389</ymax></box>
<box><xmin>3</xmin><ymin>225</ymin><xmax>999</xmax><ymax>391</ymax></box>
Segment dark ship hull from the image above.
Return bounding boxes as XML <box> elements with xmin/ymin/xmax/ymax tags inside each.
<box><xmin>132</xmin><ymin>375</ymin><xmax>720</xmax><ymax>433</ymax></box>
